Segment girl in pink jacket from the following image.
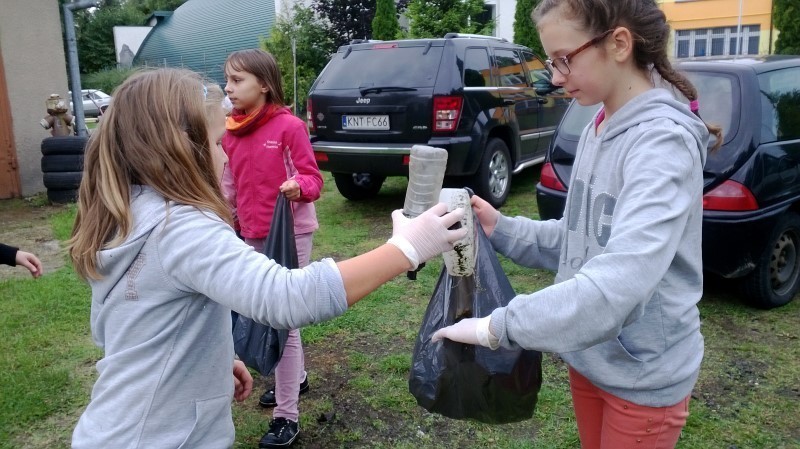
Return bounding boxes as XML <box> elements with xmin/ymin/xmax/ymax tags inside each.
<box><xmin>222</xmin><ymin>48</ymin><xmax>321</xmax><ymax>449</ymax></box>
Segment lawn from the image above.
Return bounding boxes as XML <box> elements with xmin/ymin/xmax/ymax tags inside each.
<box><xmin>0</xmin><ymin>170</ymin><xmax>798</xmax><ymax>448</ymax></box>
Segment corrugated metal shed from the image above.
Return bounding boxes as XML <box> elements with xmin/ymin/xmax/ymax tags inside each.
<box><xmin>134</xmin><ymin>0</ymin><xmax>275</xmax><ymax>84</ymax></box>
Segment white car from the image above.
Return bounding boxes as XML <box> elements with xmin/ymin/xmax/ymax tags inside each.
<box><xmin>68</xmin><ymin>89</ymin><xmax>111</xmax><ymax>117</ymax></box>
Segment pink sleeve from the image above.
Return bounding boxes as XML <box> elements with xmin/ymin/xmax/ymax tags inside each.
<box><xmin>286</xmin><ymin>122</ymin><xmax>323</xmax><ymax>202</ymax></box>
<box><xmin>221</xmin><ymin>163</ymin><xmax>239</xmax><ymax>228</ymax></box>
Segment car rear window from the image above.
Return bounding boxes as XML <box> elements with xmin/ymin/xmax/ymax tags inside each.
<box><xmin>559</xmin><ymin>102</ymin><xmax>601</xmax><ymax>140</ymax></box>
<box><xmin>314</xmin><ymin>46</ymin><xmax>443</xmax><ymax>90</ymax></box>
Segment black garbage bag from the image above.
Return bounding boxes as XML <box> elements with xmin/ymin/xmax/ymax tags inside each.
<box><xmin>409</xmin><ymin>221</ymin><xmax>542</xmax><ymax>424</ymax></box>
<box><xmin>233</xmin><ymin>194</ymin><xmax>296</xmax><ymax>376</ymax></box>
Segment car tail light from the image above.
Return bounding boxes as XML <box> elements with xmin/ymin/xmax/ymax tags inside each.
<box><xmin>702</xmin><ymin>180</ymin><xmax>758</xmax><ymax>211</ymax></box>
<box><xmin>306</xmin><ymin>98</ymin><xmax>315</xmax><ymax>134</ymax></box>
<box><xmin>433</xmin><ymin>96</ymin><xmax>463</xmax><ymax>132</ymax></box>
<box><xmin>402</xmin><ymin>155</ymin><xmax>410</xmax><ymax>165</ymax></box>
<box><xmin>314</xmin><ymin>151</ymin><xmax>328</xmax><ymax>162</ymax></box>
<box><xmin>540</xmin><ymin>162</ymin><xmax>567</xmax><ymax>192</ymax></box>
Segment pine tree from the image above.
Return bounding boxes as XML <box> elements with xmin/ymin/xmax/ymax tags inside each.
<box><xmin>774</xmin><ymin>0</ymin><xmax>800</xmax><ymax>54</ymax></box>
<box><xmin>372</xmin><ymin>0</ymin><xmax>400</xmax><ymax>40</ymax></box>
<box><xmin>513</xmin><ymin>0</ymin><xmax>544</xmax><ymax>56</ymax></box>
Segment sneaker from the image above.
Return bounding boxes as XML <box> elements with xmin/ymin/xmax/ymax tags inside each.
<box><xmin>259</xmin><ymin>377</ymin><xmax>310</xmax><ymax>408</ymax></box>
<box><xmin>259</xmin><ymin>417</ymin><xmax>299</xmax><ymax>448</ymax></box>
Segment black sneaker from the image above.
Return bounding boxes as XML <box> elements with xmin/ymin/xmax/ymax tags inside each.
<box><xmin>259</xmin><ymin>377</ymin><xmax>310</xmax><ymax>408</ymax></box>
<box><xmin>259</xmin><ymin>417</ymin><xmax>299</xmax><ymax>448</ymax></box>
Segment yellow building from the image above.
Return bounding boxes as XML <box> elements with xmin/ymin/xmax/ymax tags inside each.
<box><xmin>658</xmin><ymin>0</ymin><xmax>777</xmax><ymax>58</ymax></box>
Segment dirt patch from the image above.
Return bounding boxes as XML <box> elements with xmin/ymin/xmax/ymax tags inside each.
<box><xmin>0</xmin><ymin>199</ymin><xmax>69</xmax><ymax>281</ymax></box>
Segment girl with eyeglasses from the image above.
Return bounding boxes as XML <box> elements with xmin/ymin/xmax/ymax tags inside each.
<box><xmin>434</xmin><ymin>1</ymin><xmax>722</xmax><ymax>447</ymax></box>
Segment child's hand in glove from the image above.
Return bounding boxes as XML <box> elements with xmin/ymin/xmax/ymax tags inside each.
<box><xmin>387</xmin><ymin>203</ymin><xmax>466</xmax><ymax>270</ymax></box>
<box><xmin>431</xmin><ymin>316</ymin><xmax>500</xmax><ymax>349</ymax></box>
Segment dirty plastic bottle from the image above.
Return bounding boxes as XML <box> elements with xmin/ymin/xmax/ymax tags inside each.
<box><xmin>403</xmin><ymin>145</ymin><xmax>449</xmax><ymax>218</ymax></box>
<box><xmin>439</xmin><ymin>188</ymin><xmax>476</xmax><ymax>277</ymax></box>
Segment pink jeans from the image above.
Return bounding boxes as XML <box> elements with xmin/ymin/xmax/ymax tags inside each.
<box><xmin>245</xmin><ymin>232</ymin><xmax>313</xmax><ymax>422</ymax></box>
<box><xmin>569</xmin><ymin>367</ymin><xmax>690</xmax><ymax>449</ymax></box>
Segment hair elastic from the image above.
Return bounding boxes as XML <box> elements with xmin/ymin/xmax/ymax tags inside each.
<box><xmin>689</xmin><ymin>99</ymin><xmax>699</xmax><ymax>114</ymax></box>
<box><xmin>202</xmin><ymin>85</ymin><xmax>208</xmax><ymax>100</ymax></box>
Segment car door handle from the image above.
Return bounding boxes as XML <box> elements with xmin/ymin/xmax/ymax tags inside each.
<box><xmin>537</xmin><ymin>97</ymin><xmax>548</xmax><ymax>104</ymax></box>
<box><xmin>503</xmin><ymin>99</ymin><xmax>515</xmax><ymax>106</ymax></box>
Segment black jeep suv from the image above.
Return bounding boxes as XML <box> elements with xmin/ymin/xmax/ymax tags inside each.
<box><xmin>307</xmin><ymin>33</ymin><xmax>570</xmax><ymax>207</ymax></box>
<box><xmin>536</xmin><ymin>56</ymin><xmax>800</xmax><ymax>309</ymax></box>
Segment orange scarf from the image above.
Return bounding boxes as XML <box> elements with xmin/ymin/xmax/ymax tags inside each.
<box><xmin>225</xmin><ymin>104</ymin><xmax>278</xmax><ymax>136</ymax></box>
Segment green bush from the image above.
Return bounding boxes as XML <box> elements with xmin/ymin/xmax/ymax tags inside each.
<box><xmin>81</xmin><ymin>68</ymin><xmax>139</xmax><ymax>95</ymax></box>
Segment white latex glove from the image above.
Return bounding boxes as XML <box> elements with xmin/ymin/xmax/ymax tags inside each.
<box><xmin>431</xmin><ymin>316</ymin><xmax>500</xmax><ymax>349</ymax></box>
<box><xmin>387</xmin><ymin>202</ymin><xmax>467</xmax><ymax>270</ymax></box>
<box><xmin>470</xmin><ymin>195</ymin><xmax>500</xmax><ymax>237</ymax></box>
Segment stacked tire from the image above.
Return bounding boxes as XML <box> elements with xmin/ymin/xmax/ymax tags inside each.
<box><xmin>41</xmin><ymin>136</ymin><xmax>87</xmax><ymax>204</ymax></box>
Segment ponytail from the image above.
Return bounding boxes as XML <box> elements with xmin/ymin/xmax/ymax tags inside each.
<box><xmin>654</xmin><ymin>56</ymin><xmax>723</xmax><ymax>152</ymax></box>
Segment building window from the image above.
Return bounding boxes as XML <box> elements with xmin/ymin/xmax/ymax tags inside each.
<box><xmin>674</xmin><ymin>25</ymin><xmax>760</xmax><ymax>58</ymax></box>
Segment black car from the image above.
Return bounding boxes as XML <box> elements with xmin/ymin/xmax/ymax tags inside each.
<box><xmin>307</xmin><ymin>33</ymin><xmax>570</xmax><ymax>207</ymax></box>
<box><xmin>536</xmin><ymin>56</ymin><xmax>800</xmax><ymax>309</ymax></box>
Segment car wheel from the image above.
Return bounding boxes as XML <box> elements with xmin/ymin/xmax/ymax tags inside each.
<box><xmin>41</xmin><ymin>154</ymin><xmax>84</xmax><ymax>173</ymax></box>
<box><xmin>471</xmin><ymin>138</ymin><xmax>511</xmax><ymax>208</ymax></box>
<box><xmin>41</xmin><ymin>136</ymin><xmax>88</xmax><ymax>155</ymax></box>
<box><xmin>332</xmin><ymin>172</ymin><xmax>386</xmax><ymax>201</ymax></box>
<box><xmin>742</xmin><ymin>211</ymin><xmax>800</xmax><ymax>309</ymax></box>
<box><xmin>43</xmin><ymin>171</ymin><xmax>82</xmax><ymax>190</ymax></box>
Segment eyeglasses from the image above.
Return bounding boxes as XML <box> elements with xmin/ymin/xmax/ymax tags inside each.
<box><xmin>545</xmin><ymin>29</ymin><xmax>615</xmax><ymax>76</ymax></box>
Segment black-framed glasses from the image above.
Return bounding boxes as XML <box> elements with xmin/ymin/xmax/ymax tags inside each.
<box><xmin>545</xmin><ymin>29</ymin><xmax>615</xmax><ymax>76</ymax></box>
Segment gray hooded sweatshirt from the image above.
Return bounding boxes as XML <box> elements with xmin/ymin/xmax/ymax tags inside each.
<box><xmin>72</xmin><ymin>186</ymin><xmax>347</xmax><ymax>448</ymax></box>
<box><xmin>489</xmin><ymin>88</ymin><xmax>708</xmax><ymax>407</ymax></box>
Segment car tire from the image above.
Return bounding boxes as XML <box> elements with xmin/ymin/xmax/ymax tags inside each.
<box><xmin>333</xmin><ymin>172</ymin><xmax>385</xmax><ymax>201</ymax></box>
<box><xmin>471</xmin><ymin>138</ymin><xmax>512</xmax><ymax>208</ymax></box>
<box><xmin>47</xmin><ymin>189</ymin><xmax>78</xmax><ymax>204</ymax></box>
<box><xmin>41</xmin><ymin>136</ymin><xmax>88</xmax><ymax>155</ymax></box>
<box><xmin>43</xmin><ymin>171</ymin><xmax>82</xmax><ymax>190</ymax></box>
<box><xmin>41</xmin><ymin>154</ymin><xmax>84</xmax><ymax>173</ymax></box>
<box><xmin>742</xmin><ymin>211</ymin><xmax>800</xmax><ymax>309</ymax></box>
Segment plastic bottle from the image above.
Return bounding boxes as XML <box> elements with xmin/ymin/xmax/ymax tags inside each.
<box><xmin>439</xmin><ymin>188</ymin><xmax>476</xmax><ymax>277</ymax></box>
<box><xmin>403</xmin><ymin>145</ymin><xmax>448</xmax><ymax>218</ymax></box>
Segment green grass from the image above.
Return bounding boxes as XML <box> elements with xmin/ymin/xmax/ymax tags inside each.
<box><xmin>1</xmin><ymin>169</ymin><xmax>799</xmax><ymax>448</ymax></box>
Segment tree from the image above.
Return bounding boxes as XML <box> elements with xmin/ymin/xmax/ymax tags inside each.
<box><xmin>774</xmin><ymin>0</ymin><xmax>800</xmax><ymax>54</ymax></box>
<box><xmin>313</xmin><ymin>0</ymin><xmax>376</xmax><ymax>47</ymax></box>
<box><xmin>129</xmin><ymin>0</ymin><xmax>189</xmax><ymax>16</ymax></box>
<box><xmin>372</xmin><ymin>0</ymin><xmax>400</xmax><ymax>40</ymax></box>
<box><xmin>514</xmin><ymin>0</ymin><xmax>543</xmax><ymax>56</ymax></box>
<box><xmin>405</xmin><ymin>0</ymin><xmax>493</xmax><ymax>39</ymax></box>
<box><xmin>262</xmin><ymin>2</ymin><xmax>335</xmax><ymax>114</ymax></box>
<box><xmin>77</xmin><ymin>4</ymin><xmax>146</xmax><ymax>73</ymax></box>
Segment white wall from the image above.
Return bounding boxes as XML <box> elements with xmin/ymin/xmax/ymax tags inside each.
<box><xmin>0</xmin><ymin>0</ymin><xmax>69</xmax><ymax>196</ymax></box>
<box><xmin>486</xmin><ymin>0</ymin><xmax>517</xmax><ymax>43</ymax></box>
<box><xmin>113</xmin><ymin>26</ymin><xmax>153</xmax><ymax>64</ymax></box>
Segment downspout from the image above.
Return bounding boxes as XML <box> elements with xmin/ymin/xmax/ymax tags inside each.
<box><xmin>768</xmin><ymin>0</ymin><xmax>774</xmax><ymax>54</ymax></box>
<box><xmin>63</xmin><ymin>0</ymin><xmax>99</xmax><ymax>137</ymax></box>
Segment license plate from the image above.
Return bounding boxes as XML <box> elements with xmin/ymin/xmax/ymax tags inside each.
<box><xmin>341</xmin><ymin>115</ymin><xmax>390</xmax><ymax>130</ymax></box>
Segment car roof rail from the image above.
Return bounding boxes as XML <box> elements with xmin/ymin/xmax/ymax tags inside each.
<box><xmin>443</xmin><ymin>33</ymin><xmax>508</xmax><ymax>42</ymax></box>
<box><xmin>350</xmin><ymin>38</ymin><xmax>384</xmax><ymax>45</ymax></box>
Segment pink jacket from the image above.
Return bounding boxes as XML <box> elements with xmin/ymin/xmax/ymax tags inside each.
<box><xmin>222</xmin><ymin>107</ymin><xmax>323</xmax><ymax>239</ymax></box>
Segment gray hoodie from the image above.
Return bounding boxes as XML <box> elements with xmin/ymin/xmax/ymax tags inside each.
<box><xmin>489</xmin><ymin>88</ymin><xmax>707</xmax><ymax>407</ymax></box>
<box><xmin>72</xmin><ymin>186</ymin><xmax>347</xmax><ymax>448</ymax></box>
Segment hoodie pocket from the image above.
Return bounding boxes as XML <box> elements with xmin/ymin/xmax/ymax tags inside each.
<box><xmin>177</xmin><ymin>394</ymin><xmax>233</xmax><ymax>449</ymax></box>
<box><xmin>602</xmin><ymin>337</ymin><xmax>645</xmax><ymax>387</ymax></box>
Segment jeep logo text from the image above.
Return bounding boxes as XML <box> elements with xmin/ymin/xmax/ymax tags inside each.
<box><xmin>356</xmin><ymin>97</ymin><xmax>371</xmax><ymax>104</ymax></box>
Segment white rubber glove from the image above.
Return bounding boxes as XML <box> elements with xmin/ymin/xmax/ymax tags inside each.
<box><xmin>431</xmin><ymin>316</ymin><xmax>500</xmax><ymax>349</ymax></box>
<box><xmin>387</xmin><ymin>202</ymin><xmax>467</xmax><ymax>270</ymax></box>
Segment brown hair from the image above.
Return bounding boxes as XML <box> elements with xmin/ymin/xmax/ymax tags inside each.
<box><xmin>533</xmin><ymin>0</ymin><xmax>723</xmax><ymax>151</ymax></box>
<box><xmin>224</xmin><ymin>49</ymin><xmax>285</xmax><ymax>107</ymax></box>
<box><xmin>69</xmin><ymin>68</ymin><xmax>233</xmax><ymax>280</ymax></box>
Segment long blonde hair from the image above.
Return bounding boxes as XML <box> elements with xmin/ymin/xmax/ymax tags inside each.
<box><xmin>70</xmin><ymin>68</ymin><xmax>233</xmax><ymax>279</ymax></box>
